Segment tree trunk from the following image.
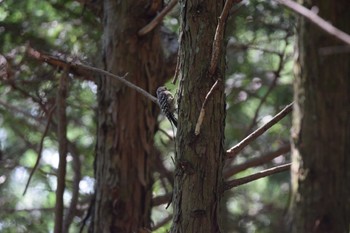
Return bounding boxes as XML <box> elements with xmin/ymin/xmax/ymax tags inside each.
<box><xmin>171</xmin><ymin>1</ymin><xmax>225</xmax><ymax>232</ymax></box>
<box><xmin>90</xmin><ymin>1</ymin><xmax>171</xmax><ymax>232</ymax></box>
<box><xmin>290</xmin><ymin>1</ymin><xmax>350</xmax><ymax>232</ymax></box>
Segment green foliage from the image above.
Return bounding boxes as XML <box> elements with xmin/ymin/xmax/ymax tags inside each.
<box><xmin>0</xmin><ymin>0</ymin><xmax>99</xmax><ymax>232</ymax></box>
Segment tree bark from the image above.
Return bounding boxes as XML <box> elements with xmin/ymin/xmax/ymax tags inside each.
<box><xmin>171</xmin><ymin>1</ymin><xmax>226</xmax><ymax>232</ymax></box>
<box><xmin>90</xmin><ymin>1</ymin><xmax>172</xmax><ymax>232</ymax></box>
<box><xmin>290</xmin><ymin>1</ymin><xmax>350</xmax><ymax>233</ymax></box>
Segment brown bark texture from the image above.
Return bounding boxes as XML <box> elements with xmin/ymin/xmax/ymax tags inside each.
<box><xmin>291</xmin><ymin>1</ymin><xmax>350</xmax><ymax>233</ymax></box>
<box><xmin>90</xmin><ymin>1</ymin><xmax>170</xmax><ymax>232</ymax></box>
<box><xmin>170</xmin><ymin>0</ymin><xmax>226</xmax><ymax>233</ymax></box>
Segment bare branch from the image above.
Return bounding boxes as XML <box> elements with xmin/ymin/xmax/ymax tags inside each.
<box><xmin>224</xmin><ymin>144</ymin><xmax>290</xmax><ymax>179</ymax></box>
<box><xmin>228</xmin><ymin>43</ymin><xmax>284</xmax><ymax>55</ymax></box>
<box><xmin>2</xmin><ymin>207</ymin><xmax>56</xmax><ymax>213</ymax></box>
<box><xmin>195</xmin><ymin>79</ymin><xmax>220</xmax><ymax>135</ymax></box>
<box><xmin>319</xmin><ymin>45</ymin><xmax>350</xmax><ymax>56</ymax></box>
<box><xmin>245</xmin><ymin>43</ymin><xmax>287</xmax><ymax>135</ymax></box>
<box><xmin>226</xmin><ymin>102</ymin><xmax>293</xmax><ymax>159</ymax></box>
<box><xmin>275</xmin><ymin>0</ymin><xmax>350</xmax><ymax>45</ymax></box>
<box><xmin>245</xmin><ymin>76</ymin><xmax>278</xmax><ymax>135</ymax></box>
<box><xmin>23</xmin><ymin>105</ymin><xmax>56</xmax><ymax>196</ymax></box>
<box><xmin>27</xmin><ymin>47</ymin><xmax>158</xmax><ymax>104</ymax></box>
<box><xmin>0</xmin><ymin>99</ymin><xmax>41</xmax><ymax>122</ymax></box>
<box><xmin>138</xmin><ymin>0</ymin><xmax>178</xmax><ymax>36</ymax></box>
<box><xmin>223</xmin><ymin>163</ymin><xmax>291</xmax><ymax>191</ymax></box>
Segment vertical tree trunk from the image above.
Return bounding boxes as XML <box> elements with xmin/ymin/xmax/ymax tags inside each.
<box><xmin>290</xmin><ymin>1</ymin><xmax>350</xmax><ymax>233</ymax></box>
<box><xmin>171</xmin><ymin>1</ymin><xmax>225</xmax><ymax>232</ymax></box>
<box><xmin>90</xmin><ymin>1</ymin><xmax>170</xmax><ymax>232</ymax></box>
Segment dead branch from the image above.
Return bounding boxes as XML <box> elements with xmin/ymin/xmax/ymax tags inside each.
<box><xmin>226</xmin><ymin>102</ymin><xmax>293</xmax><ymax>159</ymax></box>
<box><xmin>223</xmin><ymin>163</ymin><xmax>291</xmax><ymax>191</ymax></box>
<box><xmin>275</xmin><ymin>0</ymin><xmax>350</xmax><ymax>45</ymax></box>
<box><xmin>23</xmin><ymin>105</ymin><xmax>56</xmax><ymax>195</ymax></box>
<box><xmin>27</xmin><ymin>47</ymin><xmax>158</xmax><ymax>104</ymax></box>
<box><xmin>224</xmin><ymin>144</ymin><xmax>291</xmax><ymax>179</ymax></box>
<box><xmin>194</xmin><ymin>79</ymin><xmax>221</xmax><ymax>135</ymax></box>
<box><xmin>138</xmin><ymin>0</ymin><xmax>178</xmax><ymax>36</ymax></box>
<box><xmin>245</xmin><ymin>40</ymin><xmax>288</xmax><ymax>135</ymax></box>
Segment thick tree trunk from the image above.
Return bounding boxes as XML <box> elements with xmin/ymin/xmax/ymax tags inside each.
<box><xmin>290</xmin><ymin>1</ymin><xmax>350</xmax><ymax>233</ymax></box>
<box><xmin>90</xmin><ymin>1</ymin><xmax>170</xmax><ymax>232</ymax></box>
<box><xmin>170</xmin><ymin>1</ymin><xmax>225</xmax><ymax>233</ymax></box>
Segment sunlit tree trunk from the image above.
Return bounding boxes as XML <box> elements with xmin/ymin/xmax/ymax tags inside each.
<box><xmin>290</xmin><ymin>1</ymin><xmax>350</xmax><ymax>232</ymax></box>
<box><xmin>170</xmin><ymin>0</ymin><xmax>226</xmax><ymax>232</ymax></box>
<box><xmin>90</xmin><ymin>0</ymin><xmax>172</xmax><ymax>232</ymax></box>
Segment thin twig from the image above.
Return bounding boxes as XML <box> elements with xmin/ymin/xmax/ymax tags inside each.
<box><xmin>224</xmin><ymin>144</ymin><xmax>290</xmax><ymax>179</ymax></box>
<box><xmin>223</xmin><ymin>163</ymin><xmax>291</xmax><ymax>191</ymax></box>
<box><xmin>228</xmin><ymin>43</ymin><xmax>283</xmax><ymax>55</ymax></box>
<box><xmin>158</xmin><ymin>127</ymin><xmax>175</xmax><ymax>141</ymax></box>
<box><xmin>27</xmin><ymin>47</ymin><xmax>158</xmax><ymax>104</ymax></box>
<box><xmin>138</xmin><ymin>0</ymin><xmax>178</xmax><ymax>36</ymax></box>
<box><xmin>71</xmin><ymin>63</ymin><xmax>159</xmax><ymax>104</ymax></box>
<box><xmin>23</xmin><ymin>105</ymin><xmax>56</xmax><ymax>196</ymax></box>
<box><xmin>194</xmin><ymin>79</ymin><xmax>220</xmax><ymax>135</ymax></box>
<box><xmin>226</xmin><ymin>102</ymin><xmax>293</xmax><ymax>159</ymax></box>
<box><xmin>3</xmin><ymin>207</ymin><xmax>56</xmax><ymax>213</ymax></box>
<box><xmin>275</xmin><ymin>0</ymin><xmax>350</xmax><ymax>45</ymax></box>
<box><xmin>0</xmin><ymin>99</ymin><xmax>40</xmax><ymax>122</ymax></box>
<box><xmin>245</xmin><ymin>75</ymin><xmax>278</xmax><ymax>135</ymax></box>
<box><xmin>245</xmin><ymin>50</ymin><xmax>286</xmax><ymax>135</ymax></box>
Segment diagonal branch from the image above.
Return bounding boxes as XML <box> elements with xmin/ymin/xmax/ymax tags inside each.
<box><xmin>27</xmin><ymin>47</ymin><xmax>158</xmax><ymax>104</ymax></box>
<box><xmin>223</xmin><ymin>163</ymin><xmax>291</xmax><ymax>192</ymax></box>
<box><xmin>224</xmin><ymin>144</ymin><xmax>291</xmax><ymax>179</ymax></box>
<box><xmin>275</xmin><ymin>0</ymin><xmax>350</xmax><ymax>45</ymax></box>
<box><xmin>245</xmin><ymin>43</ymin><xmax>287</xmax><ymax>135</ymax></box>
<box><xmin>226</xmin><ymin>102</ymin><xmax>293</xmax><ymax>159</ymax></box>
<box><xmin>138</xmin><ymin>0</ymin><xmax>178</xmax><ymax>36</ymax></box>
<box><xmin>194</xmin><ymin>79</ymin><xmax>221</xmax><ymax>135</ymax></box>
<box><xmin>23</xmin><ymin>105</ymin><xmax>56</xmax><ymax>196</ymax></box>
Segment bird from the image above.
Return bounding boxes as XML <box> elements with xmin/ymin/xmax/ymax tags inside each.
<box><xmin>156</xmin><ymin>86</ymin><xmax>178</xmax><ymax>127</ymax></box>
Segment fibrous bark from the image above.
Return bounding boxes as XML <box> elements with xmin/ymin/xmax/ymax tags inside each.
<box><xmin>90</xmin><ymin>1</ymin><xmax>174</xmax><ymax>232</ymax></box>
<box><xmin>171</xmin><ymin>1</ymin><xmax>226</xmax><ymax>232</ymax></box>
<box><xmin>290</xmin><ymin>1</ymin><xmax>350</xmax><ymax>232</ymax></box>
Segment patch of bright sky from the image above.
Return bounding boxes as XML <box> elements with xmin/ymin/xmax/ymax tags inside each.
<box><xmin>42</xmin><ymin>149</ymin><xmax>59</xmax><ymax>169</ymax></box>
<box><xmin>0</xmin><ymin>128</ymin><xmax>7</xmax><ymax>144</ymax></box>
<box><xmin>79</xmin><ymin>176</ymin><xmax>94</xmax><ymax>194</ymax></box>
<box><xmin>10</xmin><ymin>167</ymin><xmax>49</xmax><ymax>209</ymax></box>
<box><xmin>82</xmin><ymin>81</ymin><xmax>97</xmax><ymax>94</ymax></box>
